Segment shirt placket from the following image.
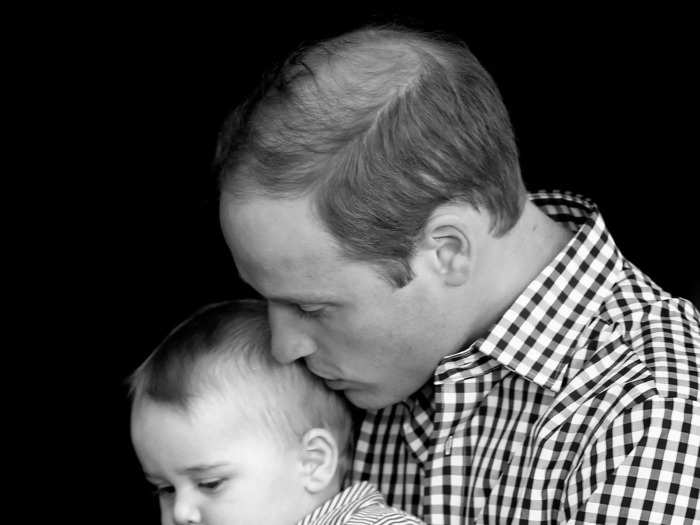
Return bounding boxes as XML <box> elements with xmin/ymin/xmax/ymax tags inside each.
<box><xmin>423</xmin><ymin>352</ymin><xmax>502</xmax><ymax>525</ymax></box>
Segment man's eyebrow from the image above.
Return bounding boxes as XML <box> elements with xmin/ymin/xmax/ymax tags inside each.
<box><xmin>236</xmin><ymin>271</ymin><xmax>338</xmax><ymax>305</ymax></box>
<box><xmin>267</xmin><ymin>293</ymin><xmax>337</xmax><ymax>305</ymax></box>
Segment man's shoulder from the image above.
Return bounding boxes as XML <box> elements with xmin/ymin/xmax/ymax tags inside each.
<box><xmin>593</xmin><ymin>258</ymin><xmax>700</xmax><ymax>401</ymax></box>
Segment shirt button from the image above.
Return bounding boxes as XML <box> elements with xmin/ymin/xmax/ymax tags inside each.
<box><xmin>445</xmin><ymin>434</ymin><xmax>453</xmax><ymax>456</ymax></box>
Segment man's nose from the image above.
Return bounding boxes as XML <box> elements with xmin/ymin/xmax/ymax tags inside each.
<box><xmin>268</xmin><ymin>303</ymin><xmax>317</xmax><ymax>364</ymax></box>
<box><xmin>172</xmin><ymin>492</ymin><xmax>201</xmax><ymax>525</ymax></box>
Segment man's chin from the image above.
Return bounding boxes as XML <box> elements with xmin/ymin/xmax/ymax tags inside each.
<box><xmin>342</xmin><ymin>388</ymin><xmax>399</xmax><ymax>411</ymax></box>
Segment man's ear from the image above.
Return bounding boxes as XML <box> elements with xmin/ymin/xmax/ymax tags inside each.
<box><xmin>416</xmin><ymin>211</ymin><xmax>472</xmax><ymax>286</ymax></box>
<box><xmin>299</xmin><ymin>428</ymin><xmax>339</xmax><ymax>494</ymax></box>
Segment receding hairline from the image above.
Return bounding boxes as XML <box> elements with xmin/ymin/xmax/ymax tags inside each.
<box><xmin>219</xmin><ymin>187</ymin><xmax>408</xmax><ymax>286</ymax></box>
<box><xmin>216</xmin><ymin>24</ymin><xmax>524</xmax><ymax>287</ymax></box>
<box><xmin>219</xmin><ymin>24</ymin><xmax>508</xmax><ymax>202</ymax></box>
<box><xmin>298</xmin><ymin>34</ymin><xmax>427</xmax><ymax>101</ymax></box>
<box><xmin>250</xmin><ymin>27</ymin><xmax>459</xmax><ymax>148</ymax></box>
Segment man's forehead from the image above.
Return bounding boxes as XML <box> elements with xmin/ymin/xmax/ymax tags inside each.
<box><xmin>223</xmin><ymin>195</ymin><xmax>332</xmax><ymax>256</ymax></box>
<box><xmin>220</xmin><ymin>193</ymin><xmax>349</xmax><ymax>293</ymax></box>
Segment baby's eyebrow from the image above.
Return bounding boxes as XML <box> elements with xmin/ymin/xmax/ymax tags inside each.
<box><xmin>143</xmin><ymin>472</ymin><xmax>165</xmax><ymax>483</ymax></box>
<box><xmin>179</xmin><ymin>462</ymin><xmax>230</xmax><ymax>474</ymax></box>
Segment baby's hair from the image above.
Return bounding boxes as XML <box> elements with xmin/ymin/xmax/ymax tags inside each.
<box><xmin>129</xmin><ymin>299</ymin><xmax>353</xmax><ymax>469</ymax></box>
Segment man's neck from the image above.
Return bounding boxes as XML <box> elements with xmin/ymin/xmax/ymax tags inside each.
<box><xmin>467</xmin><ymin>200</ymin><xmax>574</xmax><ymax>341</ymax></box>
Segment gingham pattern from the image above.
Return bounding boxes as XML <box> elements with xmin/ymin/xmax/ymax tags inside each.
<box><xmin>350</xmin><ymin>191</ymin><xmax>700</xmax><ymax>524</ymax></box>
<box><xmin>296</xmin><ymin>481</ymin><xmax>426</xmax><ymax>524</ymax></box>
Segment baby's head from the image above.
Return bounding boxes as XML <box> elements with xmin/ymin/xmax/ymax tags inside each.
<box><xmin>129</xmin><ymin>299</ymin><xmax>353</xmax><ymax>525</ymax></box>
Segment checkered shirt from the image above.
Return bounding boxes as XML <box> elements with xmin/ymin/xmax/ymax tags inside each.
<box><xmin>350</xmin><ymin>191</ymin><xmax>700</xmax><ymax>524</ymax></box>
<box><xmin>297</xmin><ymin>481</ymin><xmax>426</xmax><ymax>524</ymax></box>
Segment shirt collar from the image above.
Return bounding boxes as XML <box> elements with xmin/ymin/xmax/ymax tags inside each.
<box><xmin>435</xmin><ymin>191</ymin><xmax>625</xmax><ymax>393</ymax></box>
<box><xmin>295</xmin><ymin>481</ymin><xmax>381</xmax><ymax>525</ymax></box>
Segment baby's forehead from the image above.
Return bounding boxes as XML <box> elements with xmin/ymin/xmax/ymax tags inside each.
<box><xmin>203</xmin><ymin>378</ymin><xmax>303</xmax><ymax>420</ymax></box>
<box><xmin>137</xmin><ymin>358</ymin><xmax>310</xmax><ymax>430</ymax></box>
<box><xmin>133</xmin><ymin>390</ymin><xmax>281</xmax><ymax>438</ymax></box>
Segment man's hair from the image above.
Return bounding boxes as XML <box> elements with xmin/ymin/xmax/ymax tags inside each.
<box><xmin>129</xmin><ymin>299</ymin><xmax>353</xmax><ymax>468</ymax></box>
<box><xmin>216</xmin><ymin>24</ymin><xmax>527</xmax><ymax>286</ymax></box>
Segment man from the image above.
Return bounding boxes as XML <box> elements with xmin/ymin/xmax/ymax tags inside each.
<box><xmin>216</xmin><ymin>25</ymin><xmax>700</xmax><ymax>524</ymax></box>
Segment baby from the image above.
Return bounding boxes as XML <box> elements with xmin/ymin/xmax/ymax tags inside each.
<box><xmin>129</xmin><ymin>299</ymin><xmax>424</xmax><ymax>524</ymax></box>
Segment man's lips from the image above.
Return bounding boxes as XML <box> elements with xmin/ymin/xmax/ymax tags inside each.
<box><xmin>323</xmin><ymin>378</ymin><xmax>348</xmax><ymax>390</ymax></box>
<box><xmin>305</xmin><ymin>364</ymin><xmax>347</xmax><ymax>389</ymax></box>
<box><xmin>305</xmin><ymin>362</ymin><xmax>333</xmax><ymax>380</ymax></box>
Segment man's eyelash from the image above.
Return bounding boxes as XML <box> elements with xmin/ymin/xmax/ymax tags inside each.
<box><xmin>295</xmin><ymin>305</ymin><xmax>325</xmax><ymax>318</ymax></box>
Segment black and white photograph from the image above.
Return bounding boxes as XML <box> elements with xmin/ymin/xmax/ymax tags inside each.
<box><xmin>37</xmin><ymin>7</ymin><xmax>699</xmax><ymax>524</ymax></box>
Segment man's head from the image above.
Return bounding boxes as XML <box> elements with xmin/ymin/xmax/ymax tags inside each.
<box><xmin>129</xmin><ymin>300</ymin><xmax>353</xmax><ymax>525</ymax></box>
<box><xmin>218</xmin><ymin>25</ymin><xmax>528</xmax><ymax>409</ymax></box>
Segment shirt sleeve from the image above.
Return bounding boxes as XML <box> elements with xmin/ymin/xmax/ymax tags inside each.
<box><xmin>347</xmin><ymin>504</ymin><xmax>427</xmax><ymax>524</ymax></box>
<box><xmin>568</xmin><ymin>396</ymin><xmax>699</xmax><ymax>524</ymax></box>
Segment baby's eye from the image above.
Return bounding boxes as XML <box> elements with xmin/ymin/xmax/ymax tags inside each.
<box><xmin>198</xmin><ymin>479</ymin><xmax>225</xmax><ymax>492</ymax></box>
<box><xmin>152</xmin><ymin>485</ymin><xmax>175</xmax><ymax>498</ymax></box>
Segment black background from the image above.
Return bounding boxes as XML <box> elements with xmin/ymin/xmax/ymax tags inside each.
<box><xmin>29</xmin><ymin>7</ymin><xmax>698</xmax><ymax>523</ymax></box>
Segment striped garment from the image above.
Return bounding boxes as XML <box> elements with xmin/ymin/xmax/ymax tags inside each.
<box><xmin>350</xmin><ymin>191</ymin><xmax>700</xmax><ymax>524</ymax></box>
<box><xmin>296</xmin><ymin>481</ymin><xmax>426</xmax><ymax>524</ymax></box>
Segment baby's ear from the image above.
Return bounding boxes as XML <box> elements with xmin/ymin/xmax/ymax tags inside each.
<box><xmin>299</xmin><ymin>428</ymin><xmax>338</xmax><ymax>494</ymax></box>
